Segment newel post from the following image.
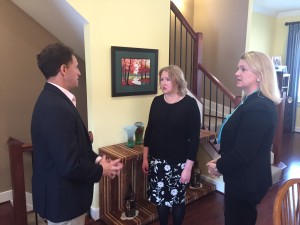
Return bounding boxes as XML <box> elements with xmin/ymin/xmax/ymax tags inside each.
<box><xmin>7</xmin><ymin>137</ymin><xmax>32</xmax><ymax>225</ymax></box>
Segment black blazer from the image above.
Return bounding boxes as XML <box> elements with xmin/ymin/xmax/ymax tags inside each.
<box><xmin>31</xmin><ymin>83</ymin><xmax>103</xmax><ymax>222</ymax></box>
<box><xmin>216</xmin><ymin>92</ymin><xmax>277</xmax><ymax>194</ymax></box>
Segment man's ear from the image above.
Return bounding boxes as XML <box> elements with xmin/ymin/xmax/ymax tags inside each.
<box><xmin>59</xmin><ymin>64</ymin><xmax>67</xmax><ymax>75</ymax></box>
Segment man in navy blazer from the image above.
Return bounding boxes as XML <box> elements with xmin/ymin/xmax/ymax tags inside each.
<box><xmin>31</xmin><ymin>43</ymin><xmax>123</xmax><ymax>225</ymax></box>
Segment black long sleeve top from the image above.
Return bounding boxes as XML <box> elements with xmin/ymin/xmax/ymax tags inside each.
<box><xmin>144</xmin><ymin>94</ymin><xmax>201</xmax><ymax>163</ymax></box>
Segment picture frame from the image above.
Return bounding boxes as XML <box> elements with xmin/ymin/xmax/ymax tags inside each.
<box><xmin>111</xmin><ymin>46</ymin><xmax>158</xmax><ymax>97</ymax></box>
<box><xmin>272</xmin><ymin>56</ymin><xmax>282</xmax><ymax>67</ymax></box>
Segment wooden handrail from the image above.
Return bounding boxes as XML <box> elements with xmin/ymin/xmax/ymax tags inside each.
<box><xmin>170</xmin><ymin>1</ymin><xmax>197</xmax><ymax>39</ymax></box>
<box><xmin>7</xmin><ymin>137</ymin><xmax>32</xmax><ymax>225</ymax></box>
<box><xmin>198</xmin><ymin>63</ymin><xmax>242</xmax><ymax>107</ymax></box>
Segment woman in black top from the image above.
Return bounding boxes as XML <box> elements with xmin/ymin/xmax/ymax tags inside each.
<box><xmin>142</xmin><ymin>65</ymin><xmax>201</xmax><ymax>225</ymax></box>
<box><xmin>206</xmin><ymin>51</ymin><xmax>282</xmax><ymax>225</ymax></box>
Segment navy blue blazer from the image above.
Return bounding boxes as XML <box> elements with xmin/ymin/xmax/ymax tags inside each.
<box><xmin>216</xmin><ymin>92</ymin><xmax>277</xmax><ymax>195</ymax></box>
<box><xmin>31</xmin><ymin>83</ymin><xmax>103</xmax><ymax>222</ymax></box>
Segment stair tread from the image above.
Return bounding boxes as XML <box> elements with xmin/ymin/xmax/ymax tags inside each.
<box><xmin>200</xmin><ymin>129</ymin><xmax>216</xmax><ymax>142</ymax></box>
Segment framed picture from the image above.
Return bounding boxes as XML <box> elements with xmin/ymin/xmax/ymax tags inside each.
<box><xmin>272</xmin><ymin>56</ymin><xmax>282</xmax><ymax>67</ymax></box>
<box><xmin>111</xmin><ymin>46</ymin><xmax>158</xmax><ymax>97</ymax></box>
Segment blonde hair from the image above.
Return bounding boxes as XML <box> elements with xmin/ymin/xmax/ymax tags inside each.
<box><xmin>241</xmin><ymin>51</ymin><xmax>282</xmax><ymax>105</ymax></box>
<box><xmin>158</xmin><ymin>65</ymin><xmax>187</xmax><ymax>96</ymax></box>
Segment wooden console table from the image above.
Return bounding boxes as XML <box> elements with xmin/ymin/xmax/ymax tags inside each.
<box><xmin>99</xmin><ymin>143</ymin><xmax>157</xmax><ymax>225</ymax></box>
<box><xmin>98</xmin><ymin>139</ymin><xmax>216</xmax><ymax>225</ymax></box>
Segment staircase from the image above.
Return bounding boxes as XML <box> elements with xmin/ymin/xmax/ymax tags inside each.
<box><xmin>169</xmin><ymin>2</ymin><xmax>286</xmax><ymax>191</ymax></box>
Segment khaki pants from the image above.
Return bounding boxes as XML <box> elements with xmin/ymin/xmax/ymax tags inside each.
<box><xmin>47</xmin><ymin>214</ymin><xmax>85</xmax><ymax>225</ymax></box>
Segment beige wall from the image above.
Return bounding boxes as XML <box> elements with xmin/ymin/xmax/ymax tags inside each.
<box><xmin>249</xmin><ymin>13</ymin><xmax>300</xmax><ymax>130</ymax></box>
<box><xmin>0</xmin><ymin>0</ymin><xmax>88</xmax><ymax>193</ymax></box>
<box><xmin>67</xmin><ymin>0</ymin><xmax>169</xmax><ymax>147</ymax></box>
<box><xmin>249</xmin><ymin>13</ymin><xmax>300</xmax><ymax>65</ymax></box>
<box><xmin>193</xmin><ymin>0</ymin><xmax>250</xmax><ymax>96</ymax></box>
<box><xmin>67</xmin><ymin>0</ymin><xmax>170</xmax><ymax>208</ymax></box>
<box><xmin>248</xmin><ymin>13</ymin><xmax>276</xmax><ymax>55</ymax></box>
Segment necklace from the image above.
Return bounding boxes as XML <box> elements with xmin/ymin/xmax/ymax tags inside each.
<box><xmin>164</xmin><ymin>94</ymin><xmax>182</xmax><ymax>104</ymax></box>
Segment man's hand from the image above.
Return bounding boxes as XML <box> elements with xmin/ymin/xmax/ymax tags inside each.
<box><xmin>99</xmin><ymin>155</ymin><xmax>123</xmax><ymax>179</ymax></box>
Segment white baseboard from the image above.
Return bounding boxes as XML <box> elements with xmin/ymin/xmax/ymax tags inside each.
<box><xmin>0</xmin><ymin>190</ymin><xmax>101</xmax><ymax>220</ymax></box>
<box><xmin>25</xmin><ymin>192</ymin><xmax>33</xmax><ymax>211</ymax></box>
<box><xmin>0</xmin><ymin>190</ymin><xmax>33</xmax><ymax>212</ymax></box>
<box><xmin>90</xmin><ymin>206</ymin><xmax>100</xmax><ymax>220</ymax></box>
<box><xmin>0</xmin><ymin>190</ymin><xmax>12</xmax><ymax>203</ymax></box>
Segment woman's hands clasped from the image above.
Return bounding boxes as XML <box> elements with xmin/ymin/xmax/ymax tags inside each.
<box><xmin>206</xmin><ymin>159</ymin><xmax>222</xmax><ymax>177</ymax></box>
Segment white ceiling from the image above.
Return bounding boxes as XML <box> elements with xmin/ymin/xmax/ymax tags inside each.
<box><xmin>253</xmin><ymin>0</ymin><xmax>300</xmax><ymax>16</ymax></box>
<box><xmin>10</xmin><ymin>0</ymin><xmax>300</xmax><ymax>60</ymax></box>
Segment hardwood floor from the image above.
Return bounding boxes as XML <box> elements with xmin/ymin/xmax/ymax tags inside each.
<box><xmin>93</xmin><ymin>132</ymin><xmax>300</xmax><ymax>225</ymax></box>
<box><xmin>1</xmin><ymin>133</ymin><xmax>300</xmax><ymax>225</ymax></box>
<box><xmin>0</xmin><ymin>201</ymin><xmax>14</xmax><ymax>225</ymax></box>
<box><xmin>256</xmin><ymin>132</ymin><xmax>300</xmax><ymax>225</ymax></box>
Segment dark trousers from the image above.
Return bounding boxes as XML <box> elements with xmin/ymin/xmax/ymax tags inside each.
<box><xmin>224</xmin><ymin>186</ymin><xmax>266</xmax><ymax>225</ymax></box>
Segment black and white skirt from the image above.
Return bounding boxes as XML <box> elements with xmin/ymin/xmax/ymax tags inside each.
<box><xmin>147</xmin><ymin>157</ymin><xmax>187</xmax><ymax>207</ymax></box>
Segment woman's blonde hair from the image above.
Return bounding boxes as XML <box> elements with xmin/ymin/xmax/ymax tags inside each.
<box><xmin>158</xmin><ymin>65</ymin><xmax>187</xmax><ymax>96</ymax></box>
<box><xmin>241</xmin><ymin>51</ymin><xmax>282</xmax><ymax>105</ymax></box>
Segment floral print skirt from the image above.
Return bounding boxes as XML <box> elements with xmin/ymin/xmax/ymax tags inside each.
<box><xmin>147</xmin><ymin>157</ymin><xmax>186</xmax><ymax>207</ymax></box>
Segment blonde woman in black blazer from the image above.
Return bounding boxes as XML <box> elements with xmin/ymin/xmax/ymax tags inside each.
<box><xmin>206</xmin><ymin>51</ymin><xmax>282</xmax><ymax>225</ymax></box>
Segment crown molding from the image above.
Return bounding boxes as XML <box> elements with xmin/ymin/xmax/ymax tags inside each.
<box><xmin>253</xmin><ymin>5</ymin><xmax>300</xmax><ymax>18</ymax></box>
<box><xmin>278</xmin><ymin>10</ymin><xmax>300</xmax><ymax>18</ymax></box>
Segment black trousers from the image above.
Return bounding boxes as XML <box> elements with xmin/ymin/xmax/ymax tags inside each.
<box><xmin>224</xmin><ymin>186</ymin><xmax>266</xmax><ymax>225</ymax></box>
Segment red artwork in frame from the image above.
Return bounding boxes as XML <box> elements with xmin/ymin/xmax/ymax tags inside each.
<box><xmin>111</xmin><ymin>46</ymin><xmax>158</xmax><ymax>97</ymax></box>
